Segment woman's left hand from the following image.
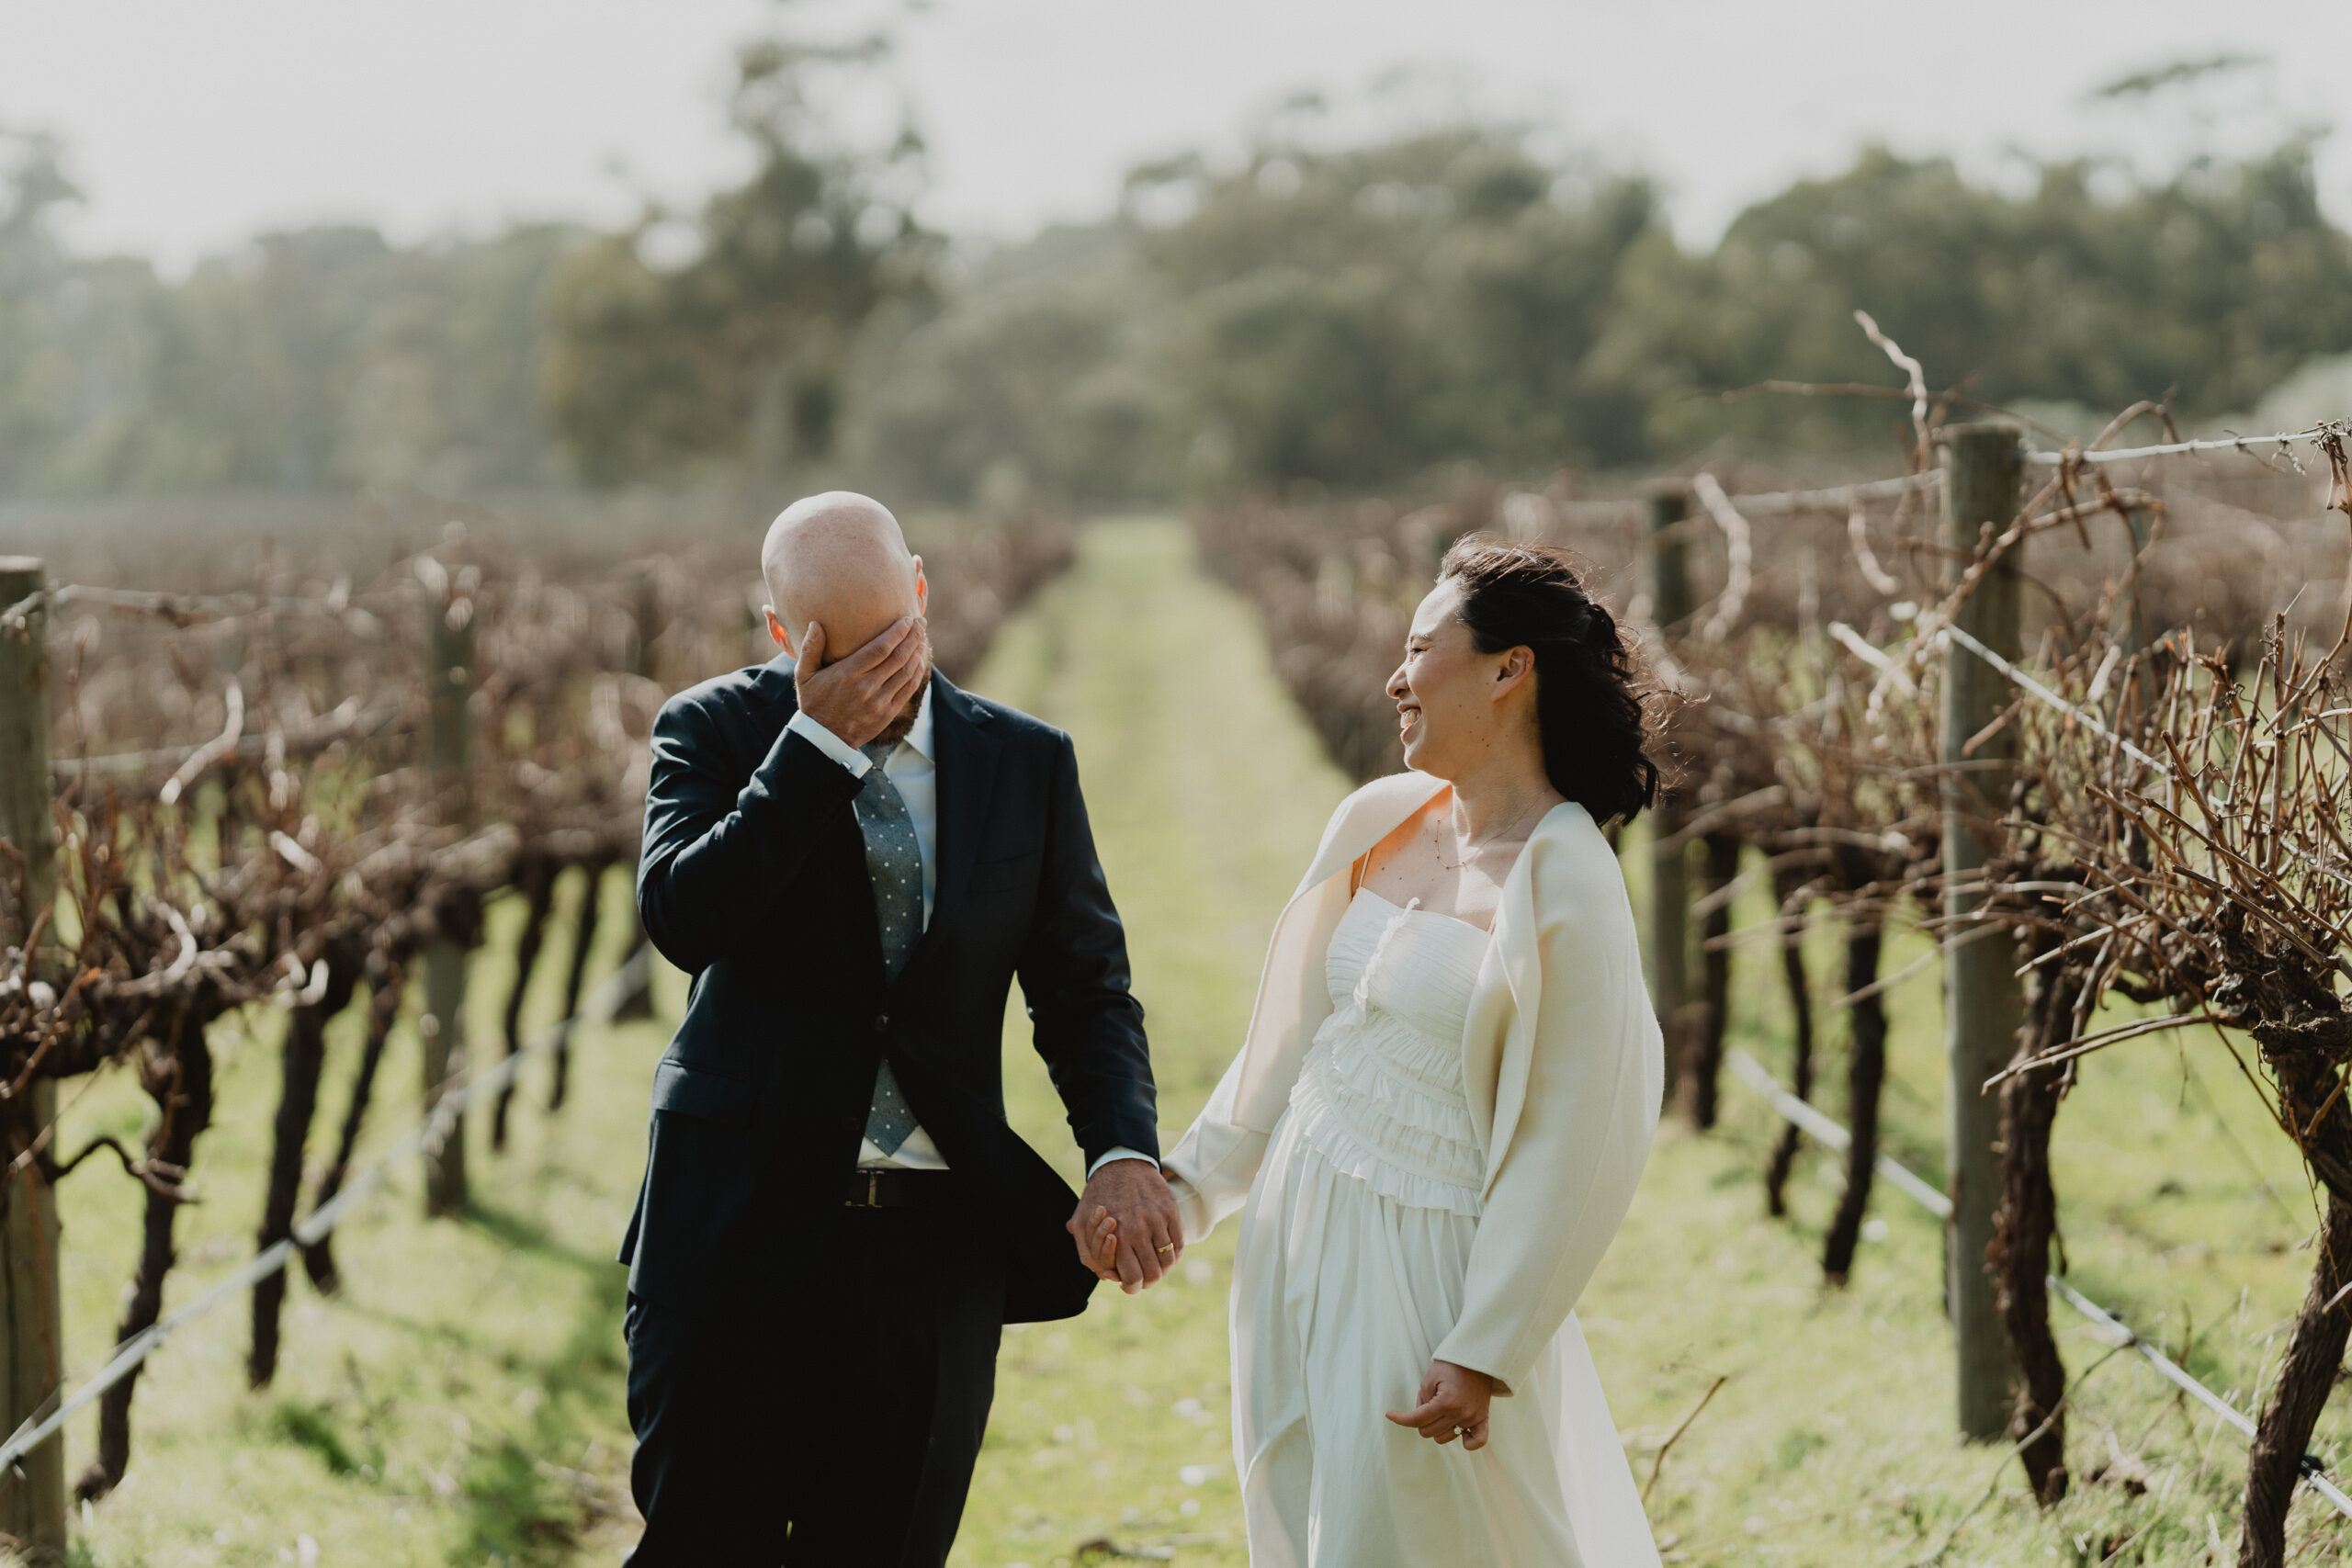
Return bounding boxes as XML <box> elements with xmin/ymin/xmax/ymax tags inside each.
<box><xmin>1385</xmin><ymin>1359</ymin><xmax>1493</xmax><ymax>1450</ymax></box>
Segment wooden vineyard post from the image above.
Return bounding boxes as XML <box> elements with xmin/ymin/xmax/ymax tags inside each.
<box><xmin>0</xmin><ymin>558</ymin><xmax>68</xmax><ymax>1558</ymax></box>
<box><xmin>422</xmin><ymin>587</ymin><xmax>474</xmax><ymax>1218</ymax></box>
<box><xmin>1645</xmin><ymin>484</ymin><xmax>1693</xmax><ymax>1104</ymax></box>
<box><xmin>1939</xmin><ymin>424</ymin><xmax>2025</xmax><ymax>1440</ymax></box>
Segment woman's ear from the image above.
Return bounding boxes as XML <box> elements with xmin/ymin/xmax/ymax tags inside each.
<box><xmin>1491</xmin><ymin>646</ymin><xmax>1535</xmax><ymax>700</ymax></box>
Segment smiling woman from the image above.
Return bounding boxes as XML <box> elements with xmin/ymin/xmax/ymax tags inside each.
<box><xmin>1159</xmin><ymin>528</ymin><xmax>1672</xmax><ymax>1567</ymax></box>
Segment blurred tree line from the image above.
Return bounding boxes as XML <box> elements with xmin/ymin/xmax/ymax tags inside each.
<box><xmin>4</xmin><ymin>42</ymin><xmax>2348</xmax><ymax>504</ymax></box>
<box><xmin>0</xmin><ymin>129</ymin><xmax>571</xmax><ymax>496</ymax></box>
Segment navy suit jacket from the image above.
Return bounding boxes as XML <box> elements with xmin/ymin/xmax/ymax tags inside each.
<box><xmin>617</xmin><ymin>659</ymin><xmax>1157</xmax><ymax>1324</ymax></box>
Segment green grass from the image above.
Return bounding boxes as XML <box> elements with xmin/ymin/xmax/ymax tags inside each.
<box><xmin>47</xmin><ymin>515</ymin><xmax>2352</xmax><ymax>1565</ymax></box>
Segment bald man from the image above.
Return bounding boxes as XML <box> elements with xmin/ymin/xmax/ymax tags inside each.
<box><xmin>618</xmin><ymin>493</ymin><xmax>1179</xmax><ymax>1565</ymax></box>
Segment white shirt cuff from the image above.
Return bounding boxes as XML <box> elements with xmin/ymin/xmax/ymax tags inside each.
<box><xmin>786</xmin><ymin>708</ymin><xmax>870</xmax><ymax>776</ymax></box>
<box><xmin>1087</xmin><ymin>1146</ymin><xmax>1159</xmax><ymax>1179</ymax></box>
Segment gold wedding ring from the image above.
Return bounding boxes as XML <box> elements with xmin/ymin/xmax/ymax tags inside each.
<box><xmin>1155</xmin><ymin>1243</ymin><xmax>1174</xmax><ymax>1255</ymax></box>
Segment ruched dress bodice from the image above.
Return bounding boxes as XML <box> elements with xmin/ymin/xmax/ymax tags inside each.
<box><xmin>1286</xmin><ymin>889</ymin><xmax>1489</xmax><ymax>1213</ymax></box>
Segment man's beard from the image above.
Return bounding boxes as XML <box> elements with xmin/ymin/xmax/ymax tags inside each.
<box><xmin>872</xmin><ymin>655</ymin><xmax>933</xmax><ymax>748</ymax></box>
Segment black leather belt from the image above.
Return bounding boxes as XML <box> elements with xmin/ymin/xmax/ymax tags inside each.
<box><xmin>844</xmin><ymin>1168</ymin><xmax>955</xmax><ymax>1210</ymax></box>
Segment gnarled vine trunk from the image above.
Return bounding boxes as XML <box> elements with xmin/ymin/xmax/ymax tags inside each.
<box><xmin>250</xmin><ymin>952</ymin><xmax>358</xmax><ymax>1388</ymax></box>
<box><xmin>1822</xmin><ymin>914</ymin><xmax>1885</xmax><ymax>1285</ymax></box>
<box><xmin>301</xmin><ymin>951</ymin><xmax>405</xmax><ymax>1294</ymax></box>
<box><xmin>1990</xmin><ymin>932</ymin><xmax>2086</xmax><ymax>1507</ymax></box>
<box><xmin>1678</xmin><ymin>831</ymin><xmax>1742</xmax><ymax>1130</ymax></box>
<box><xmin>548</xmin><ymin>860</ymin><xmax>607</xmax><ymax>1112</ymax></box>
<box><xmin>1763</xmin><ymin>863</ymin><xmax>1816</xmax><ymax>1218</ymax></box>
<box><xmin>492</xmin><ymin>853</ymin><xmax>556</xmax><ymax>1151</ymax></box>
<box><xmin>2239</xmin><ymin>1039</ymin><xmax>2352</xmax><ymax>1568</ymax></box>
<box><xmin>74</xmin><ymin>1006</ymin><xmax>215</xmax><ymax>1501</ymax></box>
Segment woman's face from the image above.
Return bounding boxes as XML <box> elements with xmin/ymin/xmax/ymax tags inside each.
<box><xmin>1387</xmin><ymin>579</ymin><xmax>1532</xmax><ymax>779</ymax></box>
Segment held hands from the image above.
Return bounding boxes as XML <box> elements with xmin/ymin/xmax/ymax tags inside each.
<box><xmin>1386</xmin><ymin>1359</ymin><xmax>1494</xmax><ymax>1450</ymax></box>
<box><xmin>1065</xmin><ymin>1159</ymin><xmax>1184</xmax><ymax>1294</ymax></box>
<box><xmin>788</xmin><ymin>615</ymin><xmax>929</xmax><ymax>750</ymax></box>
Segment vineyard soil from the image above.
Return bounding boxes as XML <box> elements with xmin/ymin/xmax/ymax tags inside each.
<box><xmin>48</xmin><ymin>518</ymin><xmax>2352</xmax><ymax>1565</ymax></box>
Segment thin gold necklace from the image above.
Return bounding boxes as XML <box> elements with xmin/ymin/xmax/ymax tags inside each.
<box><xmin>1435</xmin><ymin>799</ymin><xmax>1546</xmax><ymax>874</ymax></box>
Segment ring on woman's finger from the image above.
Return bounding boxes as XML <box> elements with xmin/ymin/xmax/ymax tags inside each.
<box><xmin>1155</xmin><ymin>1243</ymin><xmax>1174</xmax><ymax>1255</ymax></box>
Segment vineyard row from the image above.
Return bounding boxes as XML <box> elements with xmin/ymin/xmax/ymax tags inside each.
<box><xmin>0</xmin><ymin>511</ymin><xmax>1077</xmax><ymax>1557</ymax></box>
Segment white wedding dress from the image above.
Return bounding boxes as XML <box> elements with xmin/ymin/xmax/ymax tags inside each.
<box><xmin>1230</xmin><ymin>888</ymin><xmax>1599</xmax><ymax>1567</ymax></box>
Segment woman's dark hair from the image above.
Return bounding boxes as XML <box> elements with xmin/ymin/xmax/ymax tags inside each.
<box><xmin>1439</xmin><ymin>535</ymin><xmax>1662</xmax><ymax>825</ymax></box>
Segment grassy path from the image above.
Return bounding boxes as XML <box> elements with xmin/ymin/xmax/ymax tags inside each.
<box><xmin>48</xmin><ymin>515</ymin><xmax>2352</xmax><ymax>1565</ymax></box>
<box><xmin>946</xmin><ymin>519</ymin><xmax>1352</xmax><ymax>1567</ymax></box>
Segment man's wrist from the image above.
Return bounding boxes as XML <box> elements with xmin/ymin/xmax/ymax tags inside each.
<box><xmin>1087</xmin><ymin>1147</ymin><xmax>1159</xmax><ymax>1179</ymax></box>
<box><xmin>786</xmin><ymin>708</ymin><xmax>870</xmax><ymax>776</ymax></box>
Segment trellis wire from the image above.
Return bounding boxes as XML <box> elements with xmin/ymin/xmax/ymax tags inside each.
<box><xmin>49</xmin><ymin>702</ymin><xmax>404</xmax><ymax>784</ymax></box>
<box><xmin>0</xmin><ymin>943</ymin><xmax>652</xmax><ymax>1479</ymax></box>
<box><xmin>1717</xmin><ymin>470</ymin><xmax>1941</xmax><ymax>517</ymax></box>
<box><xmin>0</xmin><ymin>582</ymin><xmax>365</xmax><ymax>636</ymax></box>
<box><xmin>2027</xmin><ymin>426</ymin><xmax>2347</xmax><ymax>467</ymax></box>
<box><xmin>1937</xmin><ymin>625</ymin><xmax>2167</xmax><ymax>773</ymax></box>
<box><xmin>1724</xmin><ymin>1046</ymin><xmax>2352</xmax><ymax>1523</ymax></box>
<box><xmin>1726</xmin><ymin>1046</ymin><xmax>1951</xmax><ymax>1217</ymax></box>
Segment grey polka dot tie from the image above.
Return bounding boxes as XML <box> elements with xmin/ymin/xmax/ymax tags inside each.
<box><xmin>854</xmin><ymin>741</ymin><xmax>922</xmax><ymax>1156</ymax></box>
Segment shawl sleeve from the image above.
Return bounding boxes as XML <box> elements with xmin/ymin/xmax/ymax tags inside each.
<box><xmin>1159</xmin><ymin>781</ymin><xmax>1401</xmax><ymax>1241</ymax></box>
<box><xmin>1432</xmin><ymin>827</ymin><xmax>1662</xmax><ymax>1393</ymax></box>
<box><xmin>1159</xmin><ymin>1046</ymin><xmax>1269</xmax><ymax>1244</ymax></box>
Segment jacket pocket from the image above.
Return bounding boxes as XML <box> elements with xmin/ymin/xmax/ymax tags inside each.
<box><xmin>969</xmin><ymin>848</ymin><xmax>1043</xmax><ymax>893</ymax></box>
<box><xmin>649</xmin><ymin>1058</ymin><xmax>756</xmax><ymax>1130</ymax></box>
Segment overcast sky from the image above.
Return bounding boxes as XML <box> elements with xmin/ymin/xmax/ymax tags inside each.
<box><xmin>2</xmin><ymin>0</ymin><xmax>2346</xmax><ymax>273</ymax></box>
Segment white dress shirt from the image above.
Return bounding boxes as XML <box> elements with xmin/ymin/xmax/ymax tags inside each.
<box><xmin>786</xmin><ymin>689</ymin><xmax>1154</xmax><ymax>1180</ymax></box>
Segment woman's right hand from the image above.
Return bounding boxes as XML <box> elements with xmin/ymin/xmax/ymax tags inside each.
<box><xmin>1067</xmin><ymin>1203</ymin><xmax>1124</xmax><ymax>1280</ymax></box>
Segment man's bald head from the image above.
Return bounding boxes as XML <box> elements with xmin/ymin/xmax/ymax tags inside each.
<box><xmin>761</xmin><ymin>491</ymin><xmax>927</xmax><ymax>665</ymax></box>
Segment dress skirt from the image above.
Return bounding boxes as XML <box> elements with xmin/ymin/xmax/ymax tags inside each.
<box><xmin>1231</xmin><ymin>1113</ymin><xmax>1591</xmax><ymax>1568</ymax></box>
<box><xmin>1224</xmin><ymin>888</ymin><xmax>1653</xmax><ymax>1567</ymax></box>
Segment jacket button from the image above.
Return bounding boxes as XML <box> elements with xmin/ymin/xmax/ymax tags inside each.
<box><xmin>874</xmin><ymin>1013</ymin><xmax>889</xmax><ymax>1032</ymax></box>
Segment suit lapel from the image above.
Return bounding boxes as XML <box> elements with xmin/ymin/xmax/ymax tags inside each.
<box><xmin>918</xmin><ymin>671</ymin><xmax>1000</xmax><ymax>953</ymax></box>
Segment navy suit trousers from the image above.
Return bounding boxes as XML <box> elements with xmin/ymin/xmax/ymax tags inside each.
<box><xmin>623</xmin><ymin>1190</ymin><xmax>1006</xmax><ymax>1567</ymax></box>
